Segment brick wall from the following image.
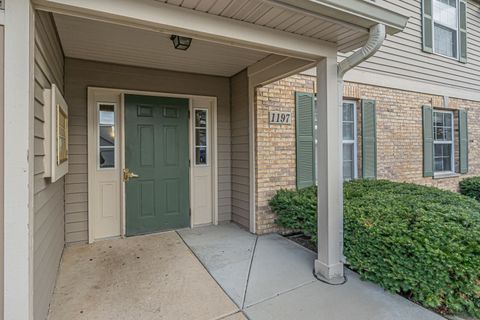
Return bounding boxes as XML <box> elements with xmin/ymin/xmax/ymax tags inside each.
<box><xmin>255</xmin><ymin>75</ymin><xmax>315</xmax><ymax>234</ymax></box>
<box><xmin>255</xmin><ymin>74</ymin><xmax>480</xmax><ymax>233</ymax></box>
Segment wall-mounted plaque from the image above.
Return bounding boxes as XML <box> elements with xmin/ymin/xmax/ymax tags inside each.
<box><xmin>44</xmin><ymin>84</ymin><xmax>69</xmax><ymax>182</ymax></box>
<box><xmin>57</xmin><ymin>105</ymin><xmax>68</xmax><ymax>165</ymax></box>
<box><xmin>269</xmin><ymin>111</ymin><xmax>292</xmax><ymax>124</ymax></box>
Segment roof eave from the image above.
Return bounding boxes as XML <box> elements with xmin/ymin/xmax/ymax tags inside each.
<box><xmin>270</xmin><ymin>0</ymin><xmax>409</xmax><ymax>35</ymax></box>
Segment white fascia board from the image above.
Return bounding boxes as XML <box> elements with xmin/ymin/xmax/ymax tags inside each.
<box><xmin>33</xmin><ymin>0</ymin><xmax>337</xmax><ymax>60</ymax></box>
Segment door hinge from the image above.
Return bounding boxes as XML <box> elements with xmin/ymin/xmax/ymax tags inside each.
<box><xmin>188</xmin><ymin>110</ymin><xmax>190</xmax><ymax>119</ymax></box>
<box><xmin>189</xmin><ymin>208</ymin><xmax>192</xmax><ymax>217</ymax></box>
<box><xmin>0</xmin><ymin>1</ymin><xmax>4</xmax><ymax>10</ymax></box>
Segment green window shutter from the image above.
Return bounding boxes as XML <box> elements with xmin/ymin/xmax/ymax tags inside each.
<box><xmin>422</xmin><ymin>105</ymin><xmax>434</xmax><ymax>177</ymax></box>
<box><xmin>459</xmin><ymin>0</ymin><xmax>467</xmax><ymax>63</ymax></box>
<box><xmin>362</xmin><ymin>99</ymin><xmax>377</xmax><ymax>179</ymax></box>
<box><xmin>295</xmin><ymin>92</ymin><xmax>315</xmax><ymax>189</ymax></box>
<box><xmin>459</xmin><ymin>109</ymin><xmax>468</xmax><ymax>174</ymax></box>
<box><xmin>422</xmin><ymin>0</ymin><xmax>433</xmax><ymax>53</ymax></box>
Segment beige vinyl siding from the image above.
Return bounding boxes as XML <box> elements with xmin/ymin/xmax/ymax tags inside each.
<box><xmin>0</xmin><ymin>25</ymin><xmax>4</xmax><ymax>320</ymax></box>
<box><xmin>64</xmin><ymin>58</ymin><xmax>232</xmax><ymax>244</ymax></box>
<box><xmin>344</xmin><ymin>0</ymin><xmax>480</xmax><ymax>92</ymax></box>
<box><xmin>230</xmin><ymin>70</ymin><xmax>250</xmax><ymax>228</ymax></box>
<box><xmin>33</xmin><ymin>11</ymin><xmax>65</xmax><ymax>320</ymax></box>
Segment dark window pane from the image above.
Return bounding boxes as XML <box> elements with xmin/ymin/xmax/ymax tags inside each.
<box><xmin>343</xmin><ymin>161</ymin><xmax>353</xmax><ymax>180</ymax></box>
<box><xmin>434</xmin><ymin>143</ymin><xmax>452</xmax><ymax>172</ymax></box>
<box><xmin>443</xmin><ymin>156</ymin><xmax>452</xmax><ymax>172</ymax></box>
<box><xmin>195</xmin><ymin>129</ymin><xmax>207</xmax><ymax>146</ymax></box>
<box><xmin>442</xmin><ymin>144</ymin><xmax>451</xmax><ymax>158</ymax></box>
<box><xmin>342</xmin><ymin>103</ymin><xmax>354</xmax><ymax>121</ymax></box>
<box><xmin>195</xmin><ymin>147</ymin><xmax>207</xmax><ymax>165</ymax></box>
<box><xmin>343</xmin><ymin>143</ymin><xmax>353</xmax><ymax>162</ymax></box>
<box><xmin>99</xmin><ymin>148</ymin><xmax>114</xmax><ymax>168</ymax></box>
<box><xmin>195</xmin><ymin>110</ymin><xmax>207</xmax><ymax>128</ymax></box>
<box><xmin>343</xmin><ymin>123</ymin><xmax>354</xmax><ymax>140</ymax></box>
<box><xmin>434</xmin><ymin>127</ymin><xmax>445</xmax><ymax>140</ymax></box>
<box><xmin>343</xmin><ymin>143</ymin><xmax>354</xmax><ymax>180</ymax></box>
<box><xmin>444</xmin><ymin>112</ymin><xmax>452</xmax><ymax>125</ymax></box>
<box><xmin>444</xmin><ymin>128</ymin><xmax>452</xmax><ymax>141</ymax></box>
<box><xmin>434</xmin><ymin>112</ymin><xmax>443</xmax><ymax>126</ymax></box>
<box><xmin>100</xmin><ymin>126</ymin><xmax>115</xmax><ymax>147</ymax></box>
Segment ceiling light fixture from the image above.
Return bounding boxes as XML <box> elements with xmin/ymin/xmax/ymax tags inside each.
<box><xmin>170</xmin><ymin>35</ymin><xmax>192</xmax><ymax>51</ymax></box>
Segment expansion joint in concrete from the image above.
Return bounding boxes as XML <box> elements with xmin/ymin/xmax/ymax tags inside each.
<box><xmin>241</xmin><ymin>235</ymin><xmax>258</xmax><ymax>310</ymax></box>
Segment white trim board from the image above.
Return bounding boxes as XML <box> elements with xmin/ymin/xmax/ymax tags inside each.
<box><xmin>87</xmin><ymin>87</ymin><xmax>218</xmax><ymax>243</ymax></box>
<box><xmin>4</xmin><ymin>1</ymin><xmax>35</xmax><ymax>319</ymax></box>
<box><xmin>302</xmin><ymin>68</ymin><xmax>480</xmax><ymax>102</ymax></box>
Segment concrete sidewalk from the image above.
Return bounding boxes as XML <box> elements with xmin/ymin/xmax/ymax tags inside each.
<box><xmin>179</xmin><ymin>223</ymin><xmax>445</xmax><ymax>320</ymax></box>
<box><xmin>48</xmin><ymin>232</ymin><xmax>243</xmax><ymax>320</ymax></box>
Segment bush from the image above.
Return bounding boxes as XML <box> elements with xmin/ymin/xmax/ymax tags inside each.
<box><xmin>460</xmin><ymin>177</ymin><xmax>480</xmax><ymax>202</ymax></box>
<box><xmin>270</xmin><ymin>180</ymin><xmax>480</xmax><ymax>318</ymax></box>
<box><xmin>269</xmin><ymin>186</ymin><xmax>317</xmax><ymax>240</ymax></box>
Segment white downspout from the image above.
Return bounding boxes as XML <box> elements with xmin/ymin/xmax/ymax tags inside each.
<box><xmin>337</xmin><ymin>24</ymin><xmax>386</xmax><ymax>108</ymax></box>
<box><xmin>332</xmin><ymin>24</ymin><xmax>385</xmax><ymax>281</ymax></box>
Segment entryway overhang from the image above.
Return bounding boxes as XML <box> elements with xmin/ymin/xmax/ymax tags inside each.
<box><xmin>34</xmin><ymin>0</ymin><xmax>408</xmax><ymax>61</ymax></box>
<box><xmin>35</xmin><ymin>0</ymin><xmax>408</xmax><ymax>273</ymax></box>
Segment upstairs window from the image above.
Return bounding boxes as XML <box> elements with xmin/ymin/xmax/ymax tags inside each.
<box><xmin>433</xmin><ymin>0</ymin><xmax>458</xmax><ymax>58</ymax></box>
<box><xmin>422</xmin><ymin>0</ymin><xmax>467</xmax><ymax>62</ymax></box>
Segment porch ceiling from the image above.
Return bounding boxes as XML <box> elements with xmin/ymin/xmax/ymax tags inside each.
<box><xmin>54</xmin><ymin>14</ymin><xmax>270</xmax><ymax>77</ymax></box>
<box><xmin>153</xmin><ymin>0</ymin><xmax>407</xmax><ymax>52</ymax></box>
<box><xmin>37</xmin><ymin>0</ymin><xmax>408</xmax><ymax>61</ymax></box>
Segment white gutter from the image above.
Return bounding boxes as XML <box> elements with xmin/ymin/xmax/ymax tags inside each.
<box><xmin>337</xmin><ymin>24</ymin><xmax>386</xmax><ymax>106</ymax></box>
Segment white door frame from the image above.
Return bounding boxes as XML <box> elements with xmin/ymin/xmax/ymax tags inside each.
<box><xmin>87</xmin><ymin>87</ymin><xmax>218</xmax><ymax>243</ymax></box>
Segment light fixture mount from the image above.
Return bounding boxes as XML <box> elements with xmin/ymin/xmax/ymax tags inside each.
<box><xmin>170</xmin><ymin>35</ymin><xmax>192</xmax><ymax>51</ymax></box>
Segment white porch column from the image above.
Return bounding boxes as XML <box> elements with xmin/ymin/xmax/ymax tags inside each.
<box><xmin>4</xmin><ymin>0</ymin><xmax>35</xmax><ymax>319</ymax></box>
<box><xmin>314</xmin><ymin>57</ymin><xmax>345</xmax><ymax>284</ymax></box>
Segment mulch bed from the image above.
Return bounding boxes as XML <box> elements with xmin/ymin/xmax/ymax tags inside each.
<box><xmin>284</xmin><ymin>232</ymin><xmax>316</xmax><ymax>252</ymax></box>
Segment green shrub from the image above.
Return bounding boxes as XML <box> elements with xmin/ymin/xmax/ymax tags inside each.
<box><xmin>460</xmin><ymin>177</ymin><xmax>480</xmax><ymax>202</ymax></box>
<box><xmin>269</xmin><ymin>186</ymin><xmax>317</xmax><ymax>241</ymax></box>
<box><xmin>270</xmin><ymin>180</ymin><xmax>480</xmax><ymax>318</ymax></box>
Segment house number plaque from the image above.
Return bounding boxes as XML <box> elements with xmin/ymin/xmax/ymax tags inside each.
<box><xmin>269</xmin><ymin>111</ymin><xmax>291</xmax><ymax>124</ymax></box>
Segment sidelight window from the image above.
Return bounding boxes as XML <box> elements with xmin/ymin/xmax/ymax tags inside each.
<box><xmin>194</xmin><ymin>109</ymin><xmax>208</xmax><ymax>166</ymax></box>
<box><xmin>98</xmin><ymin>103</ymin><xmax>116</xmax><ymax>169</ymax></box>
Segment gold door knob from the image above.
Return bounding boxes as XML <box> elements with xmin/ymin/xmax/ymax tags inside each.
<box><xmin>123</xmin><ymin>168</ymin><xmax>139</xmax><ymax>182</ymax></box>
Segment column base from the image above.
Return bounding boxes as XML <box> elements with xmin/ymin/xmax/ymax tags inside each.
<box><xmin>314</xmin><ymin>259</ymin><xmax>346</xmax><ymax>285</ymax></box>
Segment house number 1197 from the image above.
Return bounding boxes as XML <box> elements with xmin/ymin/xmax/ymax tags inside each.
<box><xmin>269</xmin><ymin>111</ymin><xmax>291</xmax><ymax>124</ymax></box>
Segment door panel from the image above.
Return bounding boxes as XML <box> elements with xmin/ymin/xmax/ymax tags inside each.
<box><xmin>92</xmin><ymin>96</ymin><xmax>121</xmax><ymax>241</ymax></box>
<box><xmin>125</xmin><ymin>94</ymin><xmax>189</xmax><ymax>236</ymax></box>
<box><xmin>191</xmin><ymin>98</ymin><xmax>214</xmax><ymax>226</ymax></box>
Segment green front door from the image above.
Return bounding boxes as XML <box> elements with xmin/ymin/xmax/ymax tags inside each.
<box><xmin>125</xmin><ymin>94</ymin><xmax>190</xmax><ymax>236</ymax></box>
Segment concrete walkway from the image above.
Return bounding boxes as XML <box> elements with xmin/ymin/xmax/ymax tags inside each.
<box><xmin>48</xmin><ymin>224</ymin><xmax>445</xmax><ymax>320</ymax></box>
<box><xmin>179</xmin><ymin>223</ymin><xmax>445</xmax><ymax>320</ymax></box>
<box><xmin>48</xmin><ymin>232</ymin><xmax>242</xmax><ymax>320</ymax></box>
